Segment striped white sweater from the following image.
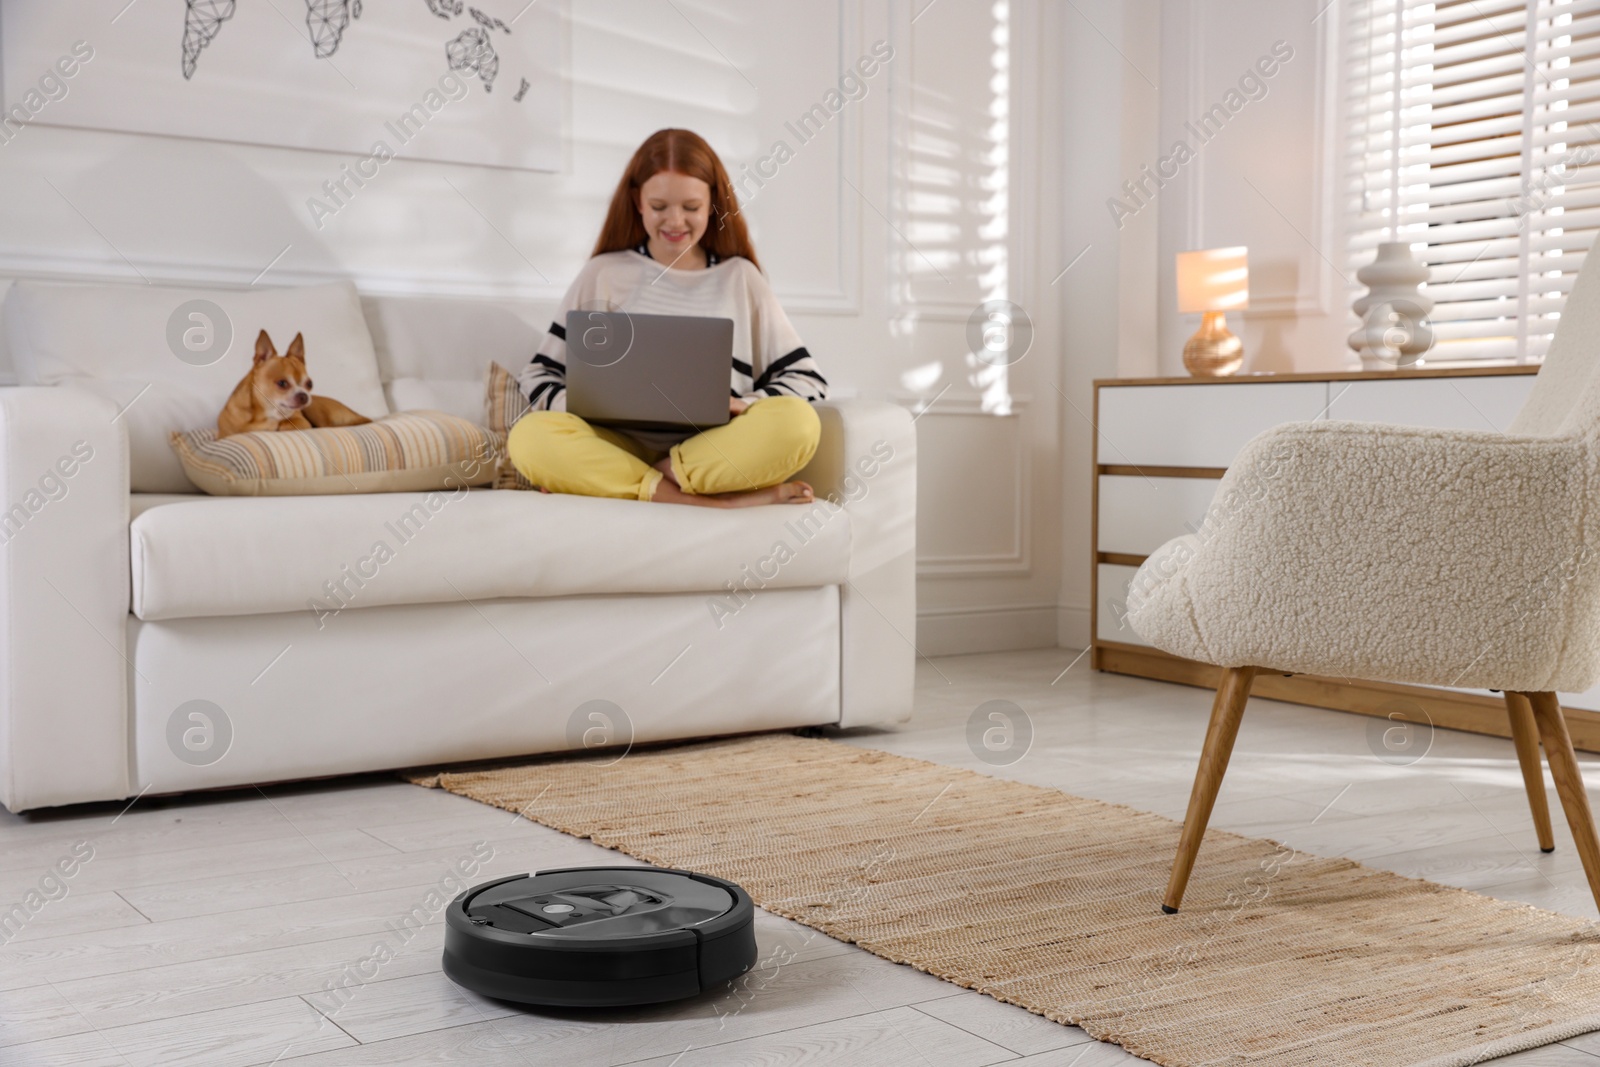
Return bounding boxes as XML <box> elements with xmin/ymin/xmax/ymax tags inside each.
<box><xmin>519</xmin><ymin>247</ymin><xmax>828</xmax><ymax>415</ymax></box>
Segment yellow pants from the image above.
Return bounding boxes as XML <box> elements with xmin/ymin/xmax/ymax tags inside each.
<box><xmin>507</xmin><ymin>395</ymin><xmax>821</xmax><ymax>501</ymax></box>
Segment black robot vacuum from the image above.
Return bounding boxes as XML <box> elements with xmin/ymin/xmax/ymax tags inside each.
<box><xmin>442</xmin><ymin>866</ymin><xmax>757</xmax><ymax>1007</ymax></box>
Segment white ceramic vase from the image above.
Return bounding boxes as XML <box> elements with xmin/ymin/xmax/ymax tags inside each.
<box><xmin>1347</xmin><ymin>242</ymin><xmax>1435</xmax><ymax>370</ymax></box>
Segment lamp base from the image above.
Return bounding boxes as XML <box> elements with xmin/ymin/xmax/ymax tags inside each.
<box><xmin>1182</xmin><ymin>310</ymin><xmax>1244</xmax><ymax>377</ymax></box>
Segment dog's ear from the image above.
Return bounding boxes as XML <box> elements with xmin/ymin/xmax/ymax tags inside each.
<box><xmin>253</xmin><ymin>330</ymin><xmax>277</xmax><ymax>364</ymax></box>
<box><xmin>285</xmin><ymin>332</ymin><xmax>305</xmax><ymax>362</ymax></box>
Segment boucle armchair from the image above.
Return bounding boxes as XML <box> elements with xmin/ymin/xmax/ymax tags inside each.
<box><xmin>1126</xmin><ymin>253</ymin><xmax>1600</xmax><ymax>915</ymax></box>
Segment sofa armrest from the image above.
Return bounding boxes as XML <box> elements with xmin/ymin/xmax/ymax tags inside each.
<box><xmin>0</xmin><ymin>386</ymin><xmax>131</xmax><ymax>810</ymax></box>
<box><xmin>799</xmin><ymin>400</ymin><xmax>916</xmax><ymax>727</ymax></box>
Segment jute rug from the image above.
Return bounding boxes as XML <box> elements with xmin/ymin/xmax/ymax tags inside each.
<box><xmin>404</xmin><ymin>733</ymin><xmax>1600</xmax><ymax>1066</ymax></box>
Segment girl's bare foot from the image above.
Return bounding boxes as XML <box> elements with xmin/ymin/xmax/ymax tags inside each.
<box><xmin>650</xmin><ymin>479</ymin><xmax>815</xmax><ymax>507</ymax></box>
<box><xmin>650</xmin><ymin>455</ymin><xmax>678</xmax><ymax>486</ymax></box>
<box><xmin>711</xmin><ymin>480</ymin><xmax>815</xmax><ymax>507</ymax></box>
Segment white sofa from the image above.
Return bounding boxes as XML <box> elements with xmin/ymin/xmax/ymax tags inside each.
<box><xmin>0</xmin><ymin>279</ymin><xmax>915</xmax><ymax>812</ymax></box>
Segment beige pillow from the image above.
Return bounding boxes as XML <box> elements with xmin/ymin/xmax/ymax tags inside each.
<box><xmin>485</xmin><ymin>360</ymin><xmax>537</xmax><ymax>490</ymax></box>
<box><xmin>170</xmin><ymin>411</ymin><xmax>500</xmax><ymax>496</ymax></box>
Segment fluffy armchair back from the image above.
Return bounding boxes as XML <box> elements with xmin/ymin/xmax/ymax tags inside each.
<box><xmin>1511</xmin><ymin>251</ymin><xmax>1600</xmax><ymax>439</ymax></box>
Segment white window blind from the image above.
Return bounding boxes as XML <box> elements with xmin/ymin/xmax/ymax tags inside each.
<box><xmin>1344</xmin><ymin>0</ymin><xmax>1600</xmax><ymax>362</ymax></box>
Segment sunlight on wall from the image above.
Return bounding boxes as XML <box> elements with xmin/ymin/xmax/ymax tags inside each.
<box><xmin>974</xmin><ymin>0</ymin><xmax>1012</xmax><ymax>416</ymax></box>
<box><xmin>894</xmin><ymin>0</ymin><xmax>1014</xmax><ymax>416</ymax></box>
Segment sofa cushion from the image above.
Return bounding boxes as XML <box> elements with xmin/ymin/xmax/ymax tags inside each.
<box><xmin>5</xmin><ymin>279</ymin><xmax>391</xmax><ymax>493</ymax></box>
<box><xmin>363</xmin><ymin>295</ymin><xmax>541</xmax><ymax>423</ymax></box>
<box><xmin>169</xmin><ymin>411</ymin><xmax>499</xmax><ymax>496</ymax></box>
<box><xmin>129</xmin><ymin>490</ymin><xmax>853</xmax><ymax>621</ymax></box>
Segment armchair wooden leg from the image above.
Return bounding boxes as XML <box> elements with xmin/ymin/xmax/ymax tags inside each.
<box><xmin>1163</xmin><ymin>665</ymin><xmax>1258</xmax><ymax>914</ymax></box>
<box><xmin>1521</xmin><ymin>692</ymin><xmax>1600</xmax><ymax>913</ymax></box>
<box><xmin>1504</xmin><ymin>693</ymin><xmax>1556</xmax><ymax>853</ymax></box>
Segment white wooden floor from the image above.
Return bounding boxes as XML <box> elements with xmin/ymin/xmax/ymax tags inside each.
<box><xmin>4</xmin><ymin>650</ymin><xmax>1600</xmax><ymax>1066</ymax></box>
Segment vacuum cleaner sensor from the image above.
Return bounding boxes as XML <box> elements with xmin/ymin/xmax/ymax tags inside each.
<box><xmin>442</xmin><ymin>866</ymin><xmax>757</xmax><ymax>1007</ymax></box>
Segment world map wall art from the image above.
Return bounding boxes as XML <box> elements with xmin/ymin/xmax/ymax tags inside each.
<box><xmin>1</xmin><ymin>0</ymin><xmax>562</xmax><ymax>171</ymax></box>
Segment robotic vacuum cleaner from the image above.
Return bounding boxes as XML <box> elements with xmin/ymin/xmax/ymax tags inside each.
<box><xmin>442</xmin><ymin>866</ymin><xmax>757</xmax><ymax>1007</ymax></box>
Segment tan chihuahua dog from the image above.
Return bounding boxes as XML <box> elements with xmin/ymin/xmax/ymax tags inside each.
<box><xmin>218</xmin><ymin>330</ymin><xmax>372</xmax><ymax>437</ymax></box>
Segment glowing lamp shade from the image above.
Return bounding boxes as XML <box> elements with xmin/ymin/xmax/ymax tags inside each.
<box><xmin>1176</xmin><ymin>246</ymin><xmax>1249</xmax><ymax>376</ymax></box>
<box><xmin>1176</xmin><ymin>247</ymin><xmax>1250</xmax><ymax>313</ymax></box>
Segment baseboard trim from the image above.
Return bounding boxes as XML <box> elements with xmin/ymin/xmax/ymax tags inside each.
<box><xmin>1056</xmin><ymin>604</ymin><xmax>1090</xmax><ymax>650</ymax></box>
<box><xmin>1095</xmin><ymin>640</ymin><xmax>1600</xmax><ymax>754</ymax></box>
<box><xmin>917</xmin><ymin>602</ymin><xmax>1059</xmax><ymax>657</ymax></box>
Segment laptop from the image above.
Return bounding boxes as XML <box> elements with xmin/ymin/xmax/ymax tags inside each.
<box><xmin>564</xmin><ymin>311</ymin><xmax>733</xmax><ymax>431</ymax></box>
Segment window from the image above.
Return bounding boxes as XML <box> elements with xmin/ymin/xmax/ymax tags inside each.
<box><xmin>1344</xmin><ymin>0</ymin><xmax>1600</xmax><ymax>362</ymax></box>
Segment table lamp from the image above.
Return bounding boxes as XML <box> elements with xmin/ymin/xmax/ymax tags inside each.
<box><xmin>1177</xmin><ymin>246</ymin><xmax>1249</xmax><ymax>377</ymax></box>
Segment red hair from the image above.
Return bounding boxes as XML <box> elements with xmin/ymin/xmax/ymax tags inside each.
<box><xmin>592</xmin><ymin>129</ymin><xmax>760</xmax><ymax>270</ymax></box>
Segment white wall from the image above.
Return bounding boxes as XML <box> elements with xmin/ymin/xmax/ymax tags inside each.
<box><xmin>1051</xmin><ymin>0</ymin><xmax>1160</xmax><ymax>650</ymax></box>
<box><xmin>1050</xmin><ymin>0</ymin><xmax>1358</xmax><ymax>651</ymax></box>
<box><xmin>902</xmin><ymin>0</ymin><xmax>1065</xmax><ymax>655</ymax></box>
<box><xmin>1152</xmin><ymin>0</ymin><xmax>1350</xmax><ymax>374</ymax></box>
<box><xmin>0</xmin><ymin>0</ymin><xmax>1071</xmax><ymax>656</ymax></box>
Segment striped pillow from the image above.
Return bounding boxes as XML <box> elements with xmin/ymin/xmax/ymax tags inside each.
<box><xmin>169</xmin><ymin>411</ymin><xmax>501</xmax><ymax>496</ymax></box>
<box><xmin>484</xmin><ymin>360</ymin><xmax>537</xmax><ymax>490</ymax></box>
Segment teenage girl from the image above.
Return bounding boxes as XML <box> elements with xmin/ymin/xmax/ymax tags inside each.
<box><xmin>507</xmin><ymin>128</ymin><xmax>827</xmax><ymax>507</ymax></box>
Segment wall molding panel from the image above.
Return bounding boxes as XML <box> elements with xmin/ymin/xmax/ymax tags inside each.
<box><xmin>896</xmin><ymin>392</ymin><xmax>1034</xmax><ymax>577</ymax></box>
